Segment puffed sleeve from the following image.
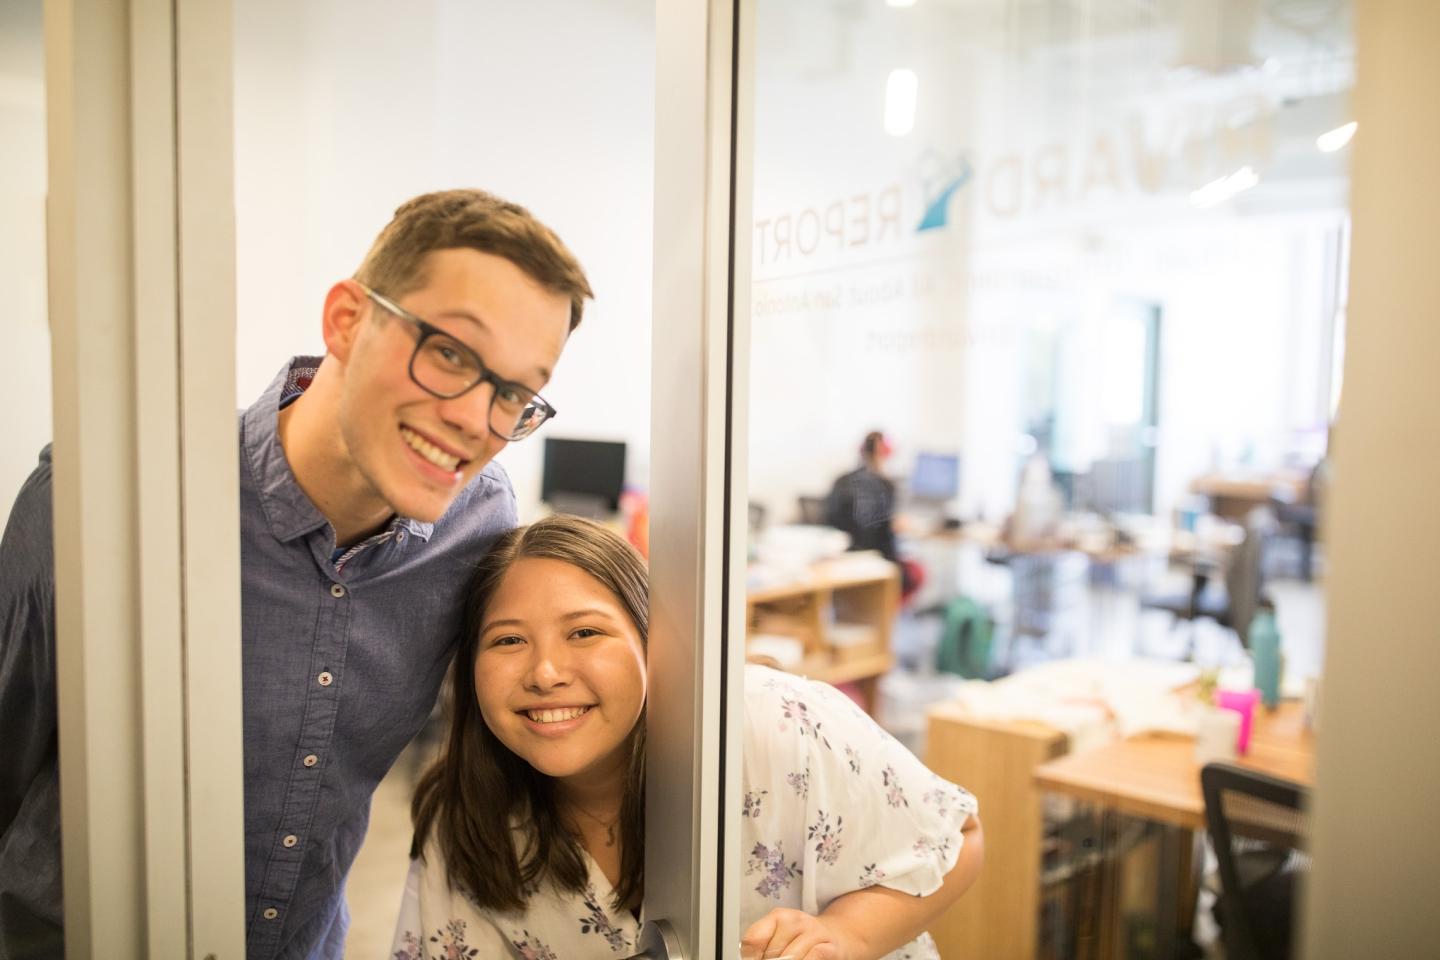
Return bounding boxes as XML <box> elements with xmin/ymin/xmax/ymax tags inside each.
<box><xmin>744</xmin><ymin>665</ymin><xmax>978</xmax><ymax>912</ymax></box>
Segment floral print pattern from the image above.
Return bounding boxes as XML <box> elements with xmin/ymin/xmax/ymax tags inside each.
<box><xmin>738</xmin><ymin>668</ymin><xmax>976</xmax><ymax>959</ymax></box>
<box><xmin>787</xmin><ymin>765</ymin><xmax>810</xmax><ymax>799</ymax></box>
<box><xmin>882</xmin><ymin>765</ymin><xmax>909</xmax><ymax>808</ymax></box>
<box><xmin>912</xmin><ymin>834</ymin><xmax>953</xmax><ymax>862</ymax></box>
<box><xmin>808</xmin><ymin>811</ymin><xmax>845</xmax><ymax>865</ymax></box>
<box><xmin>429</xmin><ymin>918</ymin><xmax>480</xmax><ymax>959</ymax></box>
<box><xmin>509</xmin><ymin>930</ymin><xmax>559</xmax><ymax>960</ymax></box>
<box><xmin>748</xmin><ymin>840</ymin><xmax>802</xmax><ymax>899</ymax></box>
<box><xmin>578</xmin><ymin>885</ymin><xmax>630</xmax><ymax>952</ymax></box>
<box><xmin>923</xmin><ymin>786</ymin><xmax>958</xmax><ymax>817</ymax></box>
<box><xmin>392</xmin><ymin>931</ymin><xmax>422</xmax><ymax>960</ymax></box>
<box><xmin>779</xmin><ymin>695</ymin><xmax>833</xmax><ymax>749</ymax></box>
<box><xmin>391</xmin><ymin>666</ymin><xmax>977</xmax><ymax>960</ymax></box>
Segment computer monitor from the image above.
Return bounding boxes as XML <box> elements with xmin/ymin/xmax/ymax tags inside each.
<box><xmin>909</xmin><ymin>452</ymin><xmax>960</xmax><ymax>501</ymax></box>
<box><xmin>541</xmin><ymin>437</ymin><xmax>627</xmax><ymax>515</ymax></box>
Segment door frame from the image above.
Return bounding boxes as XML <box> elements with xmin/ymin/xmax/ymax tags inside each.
<box><xmin>46</xmin><ymin>0</ymin><xmax>245</xmax><ymax>955</ymax></box>
<box><xmin>646</xmin><ymin>0</ymin><xmax>754</xmax><ymax>954</ymax></box>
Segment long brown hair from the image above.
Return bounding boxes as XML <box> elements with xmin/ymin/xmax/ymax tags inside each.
<box><xmin>410</xmin><ymin>514</ymin><xmax>647</xmax><ymax>913</ymax></box>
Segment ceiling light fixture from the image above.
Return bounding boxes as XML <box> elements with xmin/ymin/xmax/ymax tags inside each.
<box><xmin>1316</xmin><ymin>121</ymin><xmax>1358</xmax><ymax>153</ymax></box>
<box><xmin>1189</xmin><ymin>166</ymin><xmax>1260</xmax><ymax>208</ymax></box>
<box><xmin>885</xmin><ymin>69</ymin><xmax>917</xmax><ymax>137</ymax></box>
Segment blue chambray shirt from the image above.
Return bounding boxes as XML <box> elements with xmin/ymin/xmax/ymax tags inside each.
<box><xmin>0</xmin><ymin>358</ymin><xmax>518</xmax><ymax>959</ymax></box>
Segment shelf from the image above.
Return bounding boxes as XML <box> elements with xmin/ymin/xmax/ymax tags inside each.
<box><xmin>803</xmin><ymin>651</ymin><xmax>895</xmax><ymax>687</ymax></box>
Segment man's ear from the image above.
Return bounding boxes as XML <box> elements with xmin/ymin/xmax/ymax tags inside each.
<box><xmin>321</xmin><ymin>281</ymin><xmax>367</xmax><ymax>363</ymax></box>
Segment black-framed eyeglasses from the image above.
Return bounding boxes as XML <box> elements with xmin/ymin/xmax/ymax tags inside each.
<box><xmin>358</xmin><ymin>283</ymin><xmax>558</xmax><ymax>442</ymax></box>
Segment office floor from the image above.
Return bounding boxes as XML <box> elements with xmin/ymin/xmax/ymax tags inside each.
<box><xmin>343</xmin><ymin>557</ymin><xmax>1326</xmax><ymax>958</ymax></box>
<box><xmin>343</xmin><ymin>739</ymin><xmax>440</xmax><ymax>959</ymax></box>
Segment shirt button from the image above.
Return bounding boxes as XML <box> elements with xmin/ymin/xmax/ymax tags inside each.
<box><xmin>262</xmin><ymin>908</ymin><xmax>278</xmax><ymax>920</ymax></box>
<box><xmin>303</xmin><ymin>754</ymin><xmax>318</xmax><ymax>767</ymax></box>
<box><xmin>396</xmin><ymin>530</ymin><xmax>407</xmax><ymax>543</ymax></box>
<box><xmin>282</xmin><ymin>834</ymin><xmax>298</xmax><ymax>848</ymax></box>
<box><xmin>330</xmin><ymin>583</ymin><xmax>346</xmax><ymax>598</ymax></box>
<box><xmin>318</xmin><ymin>671</ymin><xmax>333</xmax><ymax>687</ymax></box>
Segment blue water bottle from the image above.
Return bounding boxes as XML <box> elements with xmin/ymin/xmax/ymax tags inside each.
<box><xmin>1249</xmin><ymin>597</ymin><xmax>1282</xmax><ymax>710</ymax></box>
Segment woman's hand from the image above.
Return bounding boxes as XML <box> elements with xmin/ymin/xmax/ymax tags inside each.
<box><xmin>740</xmin><ymin>814</ymin><xmax>983</xmax><ymax>960</ymax></box>
<box><xmin>739</xmin><ymin>908</ymin><xmax>859</xmax><ymax>960</ymax></box>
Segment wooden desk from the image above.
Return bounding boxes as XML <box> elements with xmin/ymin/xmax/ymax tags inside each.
<box><xmin>1034</xmin><ymin>701</ymin><xmax>1315</xmax><ymax>830</ymax></box>
<box><xmin>1190</xmin><ymin>471</ymin><xmax>1309</xmax><ymax>521</ymax></box>
<box><xmin>1034</xmin><ymin>702</ymin><xmax>1314</xmax><ymax>959</ymax></box>
<box><xmin>746</xmin><ymin>559</ymin><xmax>899</xmax><ymax>714</ymax></box>
<box><xmin>924</xmin><ymin>705</ymin><xmax>1068</xmax><ymax>960</ymax></box>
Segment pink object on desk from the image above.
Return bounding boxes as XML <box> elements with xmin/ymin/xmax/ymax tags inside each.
<box><xmin>1214</xmin><ymin>688</ymin><xmax>1260</xmax><ymax>754</ymax></box>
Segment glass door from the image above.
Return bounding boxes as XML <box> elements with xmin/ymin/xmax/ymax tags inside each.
<box><xmin>33</xmin><ymin>0</ymin><xmax>749</xmax><ymax>956</ymax></box>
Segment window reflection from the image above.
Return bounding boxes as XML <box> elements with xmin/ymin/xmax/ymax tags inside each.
<box><xmin>746</xmin><ymin>1</ymin><xmax>1348</xmax><ymax>956</ymax></box>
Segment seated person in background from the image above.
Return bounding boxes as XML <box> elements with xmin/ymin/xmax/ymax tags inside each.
<box><xmin>826</xmin><ymin>430</ymin><xmax>919</xmax><ymax>596</ymax></box>
<box><xmin>391</xmin><ymin>515</ymin><xmax>983</xmax><ymax>960</ymax></box>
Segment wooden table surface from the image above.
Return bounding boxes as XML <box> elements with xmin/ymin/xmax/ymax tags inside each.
<box><xmin>1033</xmin><ymin>700</ymin><xmax>1316</xmax><ymax>830</ymax></box>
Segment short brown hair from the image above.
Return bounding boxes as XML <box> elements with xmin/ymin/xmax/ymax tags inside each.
<box><xmin>411</xmin><ymin>515</ymin><xmax>647</xmax><ymax>913</ymax></box>
<box><xmin>355</xmin><ymin>189</ymin><xmax>593</xmax><ymax>330</ymax></box>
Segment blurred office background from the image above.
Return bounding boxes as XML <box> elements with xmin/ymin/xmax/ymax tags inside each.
<box><xmin>8</xmin><ymin>1</ymin><xmax>1430</xmax><ymax>958</ymax></box>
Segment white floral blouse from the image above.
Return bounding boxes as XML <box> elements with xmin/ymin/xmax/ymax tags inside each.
<box><xmin>390</xmin><ymin>665</ymin><xmax>977</xmax><ymax>960</ymax></box>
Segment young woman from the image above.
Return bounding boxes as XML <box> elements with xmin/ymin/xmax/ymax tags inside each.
<box><xmin>391</xmin><ymin>515</ymin><xmax>982</xmax><ymax>960</ymax></box>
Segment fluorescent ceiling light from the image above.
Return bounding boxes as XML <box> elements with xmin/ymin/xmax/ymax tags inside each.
<box><xmin>1317</xmin><ymin>121</ymin><xmax>1358</xmax><ymax>153</ymax></box>
<box><xmin>887</xmin><ymin>0</ymin><xmax>918</xmax><ymax>7</ymax></box>
<box><xmin>885</xmin><ymin>69</ymin><xmax>917</xmax><ymax>137</ymax></box>
<box><xmin>1189</xmin><ymin>165</ymin><xmax>1260</xmax><ymax>208</ymax></box>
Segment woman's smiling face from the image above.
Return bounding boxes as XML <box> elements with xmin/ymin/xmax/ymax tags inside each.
<box><xmin>473</xmin><ymin>556</ymin><xmax>647</xmax><ymax>784</ymax></box>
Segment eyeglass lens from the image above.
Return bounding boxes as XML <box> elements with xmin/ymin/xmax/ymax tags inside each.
<box><xmin>411</xmin><ymin>332</ymin><xmax>549</xmax><ymax>440</ymax></box>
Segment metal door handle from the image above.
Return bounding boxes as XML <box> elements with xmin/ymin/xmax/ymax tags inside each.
<box><xmin>624</xmin><ymin>919</ymin><xmax>685</xmax><ymax>959</ymax></box>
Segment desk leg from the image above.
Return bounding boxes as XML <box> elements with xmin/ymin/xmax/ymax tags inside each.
<box><xmin>1155</xmin><ymin>825</ymin><xmax>1200</xmax><ymax>960</ymax></box>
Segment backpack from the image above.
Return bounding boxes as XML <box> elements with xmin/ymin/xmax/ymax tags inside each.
<box><xmin>936</xmin><ymin>595</ymin><xmax>993</xmax><ymax>680</ymax></box>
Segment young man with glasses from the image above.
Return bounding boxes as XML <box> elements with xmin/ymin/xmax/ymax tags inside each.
<box><xmin>0</xmin><ymin>189</ymin><xmax>592</xmax><ymax>959</ymax></box>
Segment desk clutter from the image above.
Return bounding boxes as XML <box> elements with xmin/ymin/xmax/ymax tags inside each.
<box><xmin>924</xmin><ymin>657</ymin><xmax>1316</xmax><ymax>960</ymax></box>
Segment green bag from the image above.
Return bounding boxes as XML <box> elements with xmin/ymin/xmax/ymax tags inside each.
<box><xmin>936</xmin><ymin>595</ymin><xmax>993</xmax><ymax>680</ymax></box>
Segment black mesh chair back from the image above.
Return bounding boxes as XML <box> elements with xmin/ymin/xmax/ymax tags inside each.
<box><xmin>1225</xmin><ymin>507</ymin><xmax>1277</xmax><ymax>646</ymax></box>
<box><xmin>1201</xmin><ymin>762</ymin><xmax>1311</xmax><ymax>960</ymax></box>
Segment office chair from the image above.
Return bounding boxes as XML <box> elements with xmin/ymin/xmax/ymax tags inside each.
<box><xmin>1141</xmin><ymin>507</ymin><xmax>1275</xmax><ymax>653</ymax></box>
<box><xmin>1201</xmin><ymin>763</ymin><xmax>1310</xmax><ymax>960</ymax></box>
<box><xmin>1268</xmin><ymin>463</ymin><xmax>1324</xmax><ymax>581</ymax></box>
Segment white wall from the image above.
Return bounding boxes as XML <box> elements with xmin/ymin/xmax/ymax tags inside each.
<box><xmin>234</xmin><ymin>0</ymin><xmax>655</xmax><ymax>519</ymax></box>
<box><xmin>2</xmin><ymin>1</ymin><xmax>655</xmax><ymax>522</ymax></box>
<box><xmin>0</xmin><ymin>1</ymin><xmax>50</xmax><ymax>516</ymax></box>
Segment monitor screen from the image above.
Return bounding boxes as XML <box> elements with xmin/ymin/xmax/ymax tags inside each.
<box><xmin>910</xmin><ymin>452</ymin><xmax>960</xmax><ymax>500</ymax></box>
<box><xmin>541</xmin><ymin>437</ymin><xmax>627</xmax><ymax>514</ymax></box>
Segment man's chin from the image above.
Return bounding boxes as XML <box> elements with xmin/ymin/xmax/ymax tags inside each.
<box><xmin>380</xmin><ymin>459</ymin><xmax>489</xmax><ymax>521</ymax></box>
<box><xmin>385</xmin><ymin>489</ymin><xmax>456</xmax><ymax>524</ymax></box>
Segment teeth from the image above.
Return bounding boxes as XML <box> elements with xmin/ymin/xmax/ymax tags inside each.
<box><xmin>527</xmin><ymin>706</ymin><xmax>591</xmax><ymax>724</ymax></box>
<box><xmin>401</xmin><ymin>427</ymin><xmax>461</xmax><ymax>472</ymax></box>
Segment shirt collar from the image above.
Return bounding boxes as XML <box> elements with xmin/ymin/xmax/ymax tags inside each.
<box><xmin>242</xmin><ymin>356</ymin><xmax>435</xmax><ymax>544</ymax></box>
